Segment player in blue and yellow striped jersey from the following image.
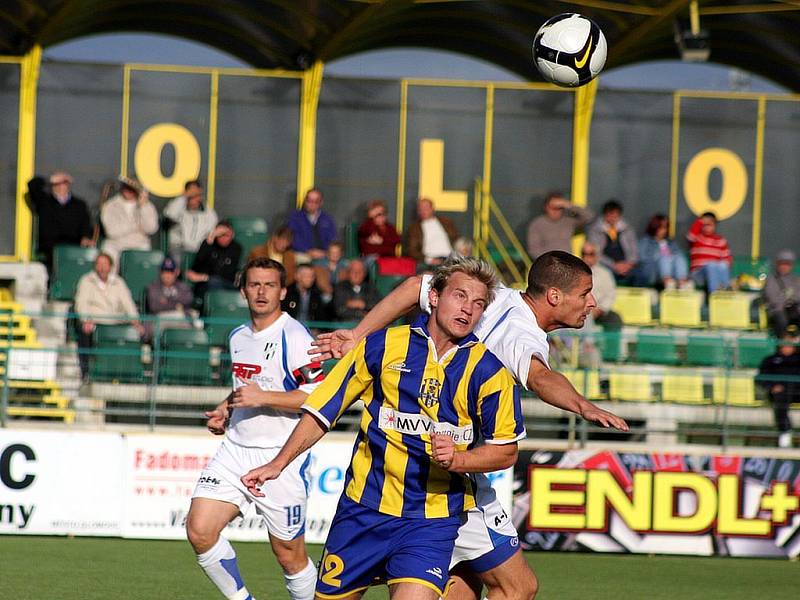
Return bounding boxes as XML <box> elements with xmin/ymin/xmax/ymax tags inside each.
<box><xmin>242</xmin><ymin>257</ymin><xmax>524</xmax><ymax>600</ymax></box>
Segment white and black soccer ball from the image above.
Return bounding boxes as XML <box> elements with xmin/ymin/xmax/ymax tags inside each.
<box><xmin>532</xmin><ymin>13</ymin><xmax>607</xmax><ymax>87</ymax></box>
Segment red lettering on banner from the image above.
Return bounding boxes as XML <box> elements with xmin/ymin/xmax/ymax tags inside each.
<box><xmin>580</xmin><ymin>451</ymin><xmax>632</xmax><ymax>489</ymax></box>
<box><xmin>713</xmin><ymin>455</ymin><xmax>742</xmax><ymax>475</ymax></box>
<box><xmin>652</xmin><ymin>453</ymin><xmax>686</xmax><ymax>472</ymax></box>
<box><xmin>232</xmin><ymin>363</ymin><xmax>261</xmax><ymax>378</ymax></box>
<box><xmin>133</xmin><ymin>449</ymin><xmax>211</xmax><ymax>471</ymax></box>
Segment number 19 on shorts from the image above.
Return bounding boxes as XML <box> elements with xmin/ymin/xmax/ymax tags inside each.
<box><xmin>285</xmin><ymin>505</ymin><xmax>302</xmax><ymax>527</ymax></box>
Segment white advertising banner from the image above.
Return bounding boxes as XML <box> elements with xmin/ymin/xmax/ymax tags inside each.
<box><xmin>0</xmin><ymin>429</ymin><xmax>123</xmax><ymax>536</ymax></box>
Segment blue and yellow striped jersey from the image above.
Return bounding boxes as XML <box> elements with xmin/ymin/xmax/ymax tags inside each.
<box><xmin>303</xmin><ymin>315</ymin><xmax>524</xmax><ymax>519</ymax></box>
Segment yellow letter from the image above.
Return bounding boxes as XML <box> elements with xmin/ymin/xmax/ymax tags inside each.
<box><xmin>134</xmin><ymin>123</ymin><xmax>201</xmax><ymax>197</ymax></box>
<box><xmin>652</xmin><ymin>472</ymin><xmax>716</xmax><ymax>533</ymax></box>
<box><xmin>586</xmin><ymin>470</ymin><xmax>652</xmax><ymax>531</ymax></box>
<box><xmin>717</xmin><ymin>474</ymin><xmax>770</xmax><ymax>536</ymax></box>
<box><xmin>683</xmin><ymin>147</ymin><xmax>747</xmax><ymax>220</ymax></box>
<box><xmin>418</xmin><ymin>139</ymin><xmax>468</xmax><ymax>212</ymax></box>
<box><xmin>530</xmin><ymin>468</ymin><xmax>586</xmax><ymax>530</ymax></box>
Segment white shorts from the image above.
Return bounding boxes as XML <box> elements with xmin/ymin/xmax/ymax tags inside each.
<box><xmin>450</xmin><ymin>496</ymin><xmax>520</xmax><ymax>572</ymax></box>
<box><xmin>192</xmin><ymin>437</ymin><xmax>311</xmax><ymax>541</ymax></box>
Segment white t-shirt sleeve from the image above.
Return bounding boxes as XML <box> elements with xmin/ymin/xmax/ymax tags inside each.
<box><xmin>419</xmin><ymin>273</ymin><xmax>433</xmax><ymax>314</ymax></box>
<box><xmin>484</xmin><ymin>313</ymin><xmax>550</xmax><ymax>390</ymax></box>
<box><xmin>286</xmin><ymin>322</ymin><xmax>325</xmax><ymax>394</ymax></box>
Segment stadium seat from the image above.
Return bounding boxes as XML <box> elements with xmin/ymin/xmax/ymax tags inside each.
<box><xmin>608</xmin><ymin>371</ymin><xmax>652</xmax><ymax>402</ymax></box>
<box><xmin>345</xmin><ymin>222</ymin><xmax>359</xmax><ymax>259</ymax></box>
<box><xmin>91</xmin><ymin>324</ymin><xmax>146</xmax><ymax>383</ymax></box>
<box><xmin>662</xmin><ymin>372</ymin><xmax>707</xmax><ymax>404</ymax></box>
<box><xmin>50</xmin><ymin>245</ymin><xmax>99</xmax><ymax>301</ymax></box>
<box><xmin>560</xmin><ymin>368</ymin><xmax>603</xmax><ymax>400</ymax></box>
<box><xmin>160</xmin><ymin>328</ymin><xmax>214</xmax><ymax>385</ymax></box>
<box><xmin>635</xmin><ymin>330</ymin><xmax>679</xmax><ymax>365</ymax></box>
<box><xmin>204</xmin><ymin>289</ymin><xmax>250</xmax><ymax>346</ymax></box>
<box><xmin>659</xmin><ymin>290</ymin><xmax>703</xmax><ymax>327</ymax></box>
<box><xmin>611</xmin><ymin>288</ymin><xmax>653</xmax><ymax>326</ymax></box>
<box><xmin>708</xmin><ymin>291</ymin><xmax>753</xmax><ymax>329</ymax></box>
<box><xmin>180</xmin><ymin>251</ymin><xmax>197</xmax><ymax>279</ymax></box>
<box><xmin>712</xmin><ymin>375</ymin><xmax>761</xmax><ymax>406</ymax></box>
<box><xmin>685</xmin><ymin>333</ymin><xmax>728</xmax><ymax>367</ymax></box>
<box><xmin>119</xmin><ymin>249</ymin><xmax>164</xmax><ymax>307</ymax></box>
<box><xmin>598</xmin><ymin>330</ymin><xmax>622</xmax><ymax>363</ymax></box>
<box><xmin>228</xmin><ymin>217</ymin><xmax>268</xmax><ymax>266</ymax></box>
<box><xmin>735</xmin><ymin>334</ymin><xmax>775</xmax><ymax>368</ymax></box>
<box><xmin>376</xmin><ymin>274</ymin><xmax>405</xmax><ymax>298</ymax></box>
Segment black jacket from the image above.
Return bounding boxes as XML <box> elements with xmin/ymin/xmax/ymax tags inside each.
<box><xmin>756</xmin><ymin>351</ymin><xmax>800</xmax><ymax>402</ymax></box>
<box><xmin>282</xmin><ymin>284</ymin><xmax>332</xmax><ymax>323</ymax></box>
<box><xmin>191</xmin><ymin>240</ymin><xmax>242</xmax><ymax>284</ymax></box>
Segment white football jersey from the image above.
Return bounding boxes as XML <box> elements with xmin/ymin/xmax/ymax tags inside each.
<box><xmin>227</xmin><ymin>312</ymin><xmax>324</xmax><ymax>448</ymax></box>
<box><xmin>420</xmin><ymin>276</ymin><xmax>549</xmax><ymax>389</ymax></box>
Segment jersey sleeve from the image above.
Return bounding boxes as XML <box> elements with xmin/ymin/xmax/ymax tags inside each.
<box><xmin>488</xmin><ymin>313</ymin><xmax>550</xmax><ymax>390</ymax></box>
<box><xmin>419</xmin><ymin>273</ymin><xmax>433</xmax><ymax>314</ymax></box>
<box><xmin>286</xmin><ymin>323</ymin><xmax>325</xmax><ymax>394</ymax></box>
<box><xmin>476</xmin><ymin>365</ymin><xmax>526</xmax><ymax>444</ymax></box>
<box><xmin>302</xmin><ymin>338</ymin><xmax>373</xmax><ymax>430</ymax></box>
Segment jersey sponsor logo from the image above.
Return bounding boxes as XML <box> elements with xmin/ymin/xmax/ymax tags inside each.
<box><xmin>425</xmin><ymin>567</ymin><xmax>443</xmax><ymax>580</ymax></box>
<box><xmin>263</xmin><ymin>341</ymin><xmax>278</xmax><ymax>361</ymax></box>
<box><xmin>387</xmin><ymin>361</ymin><xmax>412</xmax><ymax>373</ymax></box>
<box><xmin>197</xmin><ymin>475</ymin><xmax>220</xmax><ymax>486</ymax></box>
<box><xmin>293</xmin><ymin>362</ymin><xmax>325</xmax><ymax>385</ymax></box>
<box><xmin>378</xmin><ymin>407</ymin><xmax>474</xmax><ymax>443</ymax></box>
<box><xmin>232</xmin><ymin>363</ymin><xmax>262</xmax><ymax>378</ymax></box>
<box><xmin>418</xmin><ymin>377</ymin><xmax>442</xmax><ymax>408</ymax></box>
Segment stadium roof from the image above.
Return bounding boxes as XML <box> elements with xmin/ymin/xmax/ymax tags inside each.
<box><xmin>3</xmin><ymin>1</ymin><xmax>800</xmax><ymax>90</ymax></box>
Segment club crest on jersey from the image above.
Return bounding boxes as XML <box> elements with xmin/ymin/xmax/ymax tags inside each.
<box><xmin>418</xmin><ymin>378</ymin><xmax>441</xmax><ymax>408</ymax></box>
<box><xmin>263</xmin><ymin>342</ymin><xmax>278</xmax><ymax>361</ymax></box>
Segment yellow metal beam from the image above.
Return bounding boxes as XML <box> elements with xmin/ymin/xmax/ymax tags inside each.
<box><xmin>396</xmin><ymin>80</ymin><xmax>409</xmax><ymax>234</ymax></box>
<box><xmin>15</xmin><ymin>45</ymin><xmax>41</xmax><ymax>261</ymax></box>
<box><xmin>570</xmin><ymin>78</ymin><xmax>597</xmax><ymax>256</ymax></box>
<box><xmin>296</xmin><ymin>61</ymin><xmax>324</xmax><ymax>208</ymax></box>
<box><xmin>482</xmin><ymin>85</ymin><xmax>494</xmax><ymax>203</ymax></box>
<box><xmin>751</xmin><ymin>96</ymin><xmax>766</xmax><ymax>260</ymax></box>
<box><xmin>206</xmin><ymin>70</ymin><xmax>219</xmax><ymax>210</ymax></box>
<box><xmin>120</xmin><ymin>65</ymin><xmax>131</xmax><ymax>177</ymax></box>
<box><xmin>552</xmin><ymin>0</ymin><xmax>660</xmax><ymax>15</ymax></box>
<box><xmin>613</xmin><ymin>0</ymin><xmax>691</xmax><ymax>58</ymax></box>
<box><xmin>669</xmin><ymin>93</ymin><xmax>682</xmax><ymax>238</ymax></box>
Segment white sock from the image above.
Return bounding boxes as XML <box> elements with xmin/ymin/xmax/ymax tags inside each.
<box><xmin>197</xmin><ymin>536</ymin><xmax>254</xmax><ymax>600</ymax></box>
<box><xmin>284</xmin><ymin>558</ymin><xmax>317</xmax><ymax>600</ymax></box>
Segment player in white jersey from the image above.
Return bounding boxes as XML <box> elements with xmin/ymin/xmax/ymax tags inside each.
<box><xmin>187</xmin><ymin>257</ymin><xmax>323</xmax><ymax>600</ymax></box>
<box><xmin>312</xmin><ymin>251</ymin><xmax>628</xmax><ymax>600</ymax></box>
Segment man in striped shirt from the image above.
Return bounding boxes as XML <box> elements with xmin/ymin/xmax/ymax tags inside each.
<box><xmin>242</xmin><ymin>257</ymin><xmax>524</xmax><ymax>600</ymax></box>
<box><xmin>686</xmin><ymin>212</ymin><xmax>732</xmax><ymax>293</ymax></box>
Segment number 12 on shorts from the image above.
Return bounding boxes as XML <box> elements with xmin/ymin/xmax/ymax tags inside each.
<box><xmin>285</xmin><ymin>504</ymin><xmax>302</xmax><ymax>526</ymax></box>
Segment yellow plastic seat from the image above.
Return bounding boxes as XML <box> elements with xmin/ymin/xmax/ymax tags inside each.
<box><xmin>608</xmin><ymin>372</ymin><xmax>652</xmax><ymax>402</ymax></box>
<box><xmin>709</xmin><ymin>291</ymin><xmax>752</xmax><ymax>329</ymax></box>
<box><xmin>560</xmin><ymin>369</ymin><xmax>603</xmax><ymax>400</ymax></box>
<box><xmin>612</xmin><ymin>288</ymin><xmax>653</xmax><ymax>326</ymax></box>
<box><xmin>659</xmin><ymin>290</ymin><xmax>703</xmax><ymax>327</ymax></box>
<box><xmin>712</xmin><ymin>375</ymin><xmax>761</xmax><ymax>406</ymax></box>
<box><xmin>662</xmin><ymin>373</ymin><xmax>707</xmax><ymax>404</ymax></box>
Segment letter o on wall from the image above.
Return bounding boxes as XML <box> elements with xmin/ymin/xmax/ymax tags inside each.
<box><xmin>134</xmin><ymin>123</ymin><xmax>201</xmax><ymax>197</ymax></box>
<box><xmin>683</xmin><ymin>147</ymin><xmax>748</xmax><ymax>220</ymax></box>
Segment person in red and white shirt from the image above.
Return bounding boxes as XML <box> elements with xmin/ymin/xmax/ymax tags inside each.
<box><xmin>686</xmin><ymin>212</ymin><xmax>732</xmax><ymax>293</ymax></box>
<box><xmin>186</xmin><ymin>257</ymin><xmax>323</xmax><ymax>600</ymax></box>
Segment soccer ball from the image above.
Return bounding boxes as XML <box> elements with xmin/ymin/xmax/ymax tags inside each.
<box><xmin>533</xmin><ymin>13</ymin><xmax>607</xmax><ymax>87</ymax></box>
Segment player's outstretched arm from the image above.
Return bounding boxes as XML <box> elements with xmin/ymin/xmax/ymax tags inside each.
<box><xmin>228</xmin><ymin>380</ymin><xmax>308</xmax><ymax>413</ymax></box>
<box><xmin>310</xmin><ymin>275</ymin><xmax>423</xmax><ymax>360</ymax></box>
<box><xmin>431</xmin><ymin>433</ymin><xmax>518</xmax><ymax>473</ymax></box>
<box><xmin>527</xmin><ymin>359</ymin><xmax>629</xmax><ymax>431</ymax></box>
<box><xmin>240</xmin><ymin>412</ymin><xmax>328</xmax><ymax>497</ymax></box>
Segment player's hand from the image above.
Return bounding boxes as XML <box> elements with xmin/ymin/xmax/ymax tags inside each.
<box><xmin>310</xmin><ymin>329</ymin><xmax>357</xmax><ymax>361</ymax></box>
<box><xmin>205</xmin><ymin>405</ymin><xmax>228</xmax><ymax>435</ymax></box>
<box><xmin>581</xmin><ymin>405</ymin><xmax>629</xmax><ymax>431</ymax></box>
<box><xmin>431</xmin><ymin>432</ymin><xmax>457</xmax><ymax>470</ymax></box>
<box><xmin>230</xmin><ymin>379</ymin><xmax>266</xmax><ymax>408</ymax></box>
<box><xmin>241</xmin><ymin>463</ymin><xmax>282</xmax><ymax>497</ymax></box>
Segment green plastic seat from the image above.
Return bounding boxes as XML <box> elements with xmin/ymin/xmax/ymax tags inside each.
<box><xmin>736</xmin><ymin>335</ymin><xmax>776</xmax><ymax>368</ymax></box>
<box><xmin>50</xmin><ymin>245</ymin><xmax>99</xmax><ymax>301</ymax></box>
<box><xmin>345</xmin><ymin>222</ymin><xmax>359</xmax><ymax>259</ymax></box>
<box><xmin>635</xmin><ymin>331</ymin><xmax>679</xmax><ymax>365</ymax></box>
<box><xmin>91</xmin><ymin>324</ymin><xmax>146</xmax><ymax>383</ymax></box>
<box><xmin>204</xmin><ymin>290</ymin><xmax>250</xmax><ymax>346</ymax></box>
<box><xmin>228</xmin><ymin>217</ymin><xmax>268</xmax><ymax>266</ymax></box>
<box><xmin>598</xmin><ymin>330</ymin><xmax>622</xmax><ymax>363</ymax></box>
<box><xmin>376</xmin><ymin>274</ymin><xmax>405</xmax><ymax>298</ymax></box>
<box><xmin>119</xmin><ymin>250</ymin><xmax>164</xmax><ymax>307</ymax></box>
<box><xmin>686</xmin><ymin>333</ymin><xmax>728</xmax><ymax>367</ymax></box>
<box><xmin>160</xmin><ymin>328</ymin><xmax>214</xmax><ymax>385</ymax></box>
<box><xmin>180</xmin><ymin>251</ymin><xmax>196</xmax><ymax>280</ymax></box>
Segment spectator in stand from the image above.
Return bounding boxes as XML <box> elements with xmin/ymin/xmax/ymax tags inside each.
<box><xmin>187</xmin><ymin>221</ymin><xmax>242</xmax><ymax>309</ymax></box>
<box><xmin>762</xmin><ymin>249</ymin><xmax>800</xmax><ymax>337</ymax></box>
<box><xmin>247</xmin><ymin>226</ymin><xmax>297</xmax><ymax>286</ymax></box>
<box><xmin>163</xmin><ymin>180</ymin><xmax>218</xmax><ymax>264</ymax></box>
<box><xmin>581</xmin><ymin>242</ymin><xmax>623</xmax><ymax>329</ymax></box>
<box><xmin>334</xmin><ymin>259</ymin><xmax>380</xmax><ymax>321</ymax></box>
<box><xmin>453</xmin><ymin>237</ymin><xmax>475</xmax><ymax>258</ymax></box>
<box><xmin>27</xmin><ymin>171</ymin><xmax>94</xmax><ymax>273</ymax></box>
<box><xmin>146</xmin><ymin>257</ymin><xmax>197</xmax><ymax>331</ymax></box>
<box><xmin>100</xmin><ymin>176</ymin><xmax>159</xmax><ymax>268</ymax></box>
<box><xmin>526</xmin><ymin>191</ymin><xmax>593</xmax><ymax>260</ymax></box>
<box><xmin>587</xmin><ymin>199</ymin><xmax>638</xmax><ymax>282</ymax></box>
<box><xmin>313</xmin><ymin>241</ymin><xmax>348</xmax><ymax>294</ymax></box>
<box><xmin>74</xmin><ymin>253</ymin><xmax>144</xmax><ymax>379</ymax></box>
<box><xmin>287</xmin><ymin>187</ymin><xmax>337</xmax><ymax>262</ymax></box>
<box><xmin>282</xmin><ymin>263</ymin><xmax>332</xmax><ymax>323</ymax></box>
<box><xmin>358</xmin><ymin>199</ymin><xmax>401</xmax><ymax>259</ymax></box>
<box><xmin>756</xmin><ymin>331</ymin><xmax>800</xmax><ymax>448</ymax></box>
<box><xmin>405</xmin><ymin>197</ymin><xmax>459</xmax><ymax>266</ymax></box>
<box><xmin>686</xmin><ymin>212</ymin><xmax>732</xmax><ymax>293</ymax></box>
<box><xmin>634</xmin><ymin>214</ymin><xmax>691</xmax><ymax>289</ymax></box>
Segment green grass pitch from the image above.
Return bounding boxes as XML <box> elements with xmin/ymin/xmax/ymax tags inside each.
<box><xmin>2</xmin><ymin>536</ymin><xmax>796</xmax><ymax>599</ymax></box>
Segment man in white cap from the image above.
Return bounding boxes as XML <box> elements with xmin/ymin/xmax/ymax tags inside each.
<box><xmin>762</xmin><ymin>249</ymin><xmax>800</xmax><ymax>336</ymax></box>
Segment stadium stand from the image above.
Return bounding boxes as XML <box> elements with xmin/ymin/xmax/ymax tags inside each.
<box><xmin>119</xmin><ymin>249</ymin><xmax>165</xmax><ymax>307</ymax></box>
<box><xmin>90</xmin><ymin>324</ymin><xmax>148</xmax><ymax>383</ymax></box>
<box><xmin>708</xmin><ymin>291</ymin><xmax>755</xmax><ymax>329</ymax></box>
<box><xmin>228</xmin><ymin>217</ymin><xmax>268</xmax><ymax>266</ymax></box>
<box><xmin>204</xmin><ymin>289</ymin><xmax>250</xmax><ymax>346</ymax></box>
<box><xmin>611</xmin><ymin>287</ymin><xmax>653</xmax><ymax>326</ymax></box>
<box><xmin>159</xmin><ymin>328</ymin><xmax>215</xmax><ymax>386</ymax></box>
<box><xmin>659</xmin><ymin>289</ymin><xmax>703</xmax><ymax>327</ymax></box>
<box><xmin>49</xmin><ymin>245</ymin><xmax>98</xmax><ymax>301</ymax></box>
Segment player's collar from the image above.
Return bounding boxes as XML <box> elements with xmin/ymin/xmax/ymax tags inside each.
<box><xmin>409</xmin><ymin>314</ymin><xmax>479</xmax><ymax>348</ymax></box>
